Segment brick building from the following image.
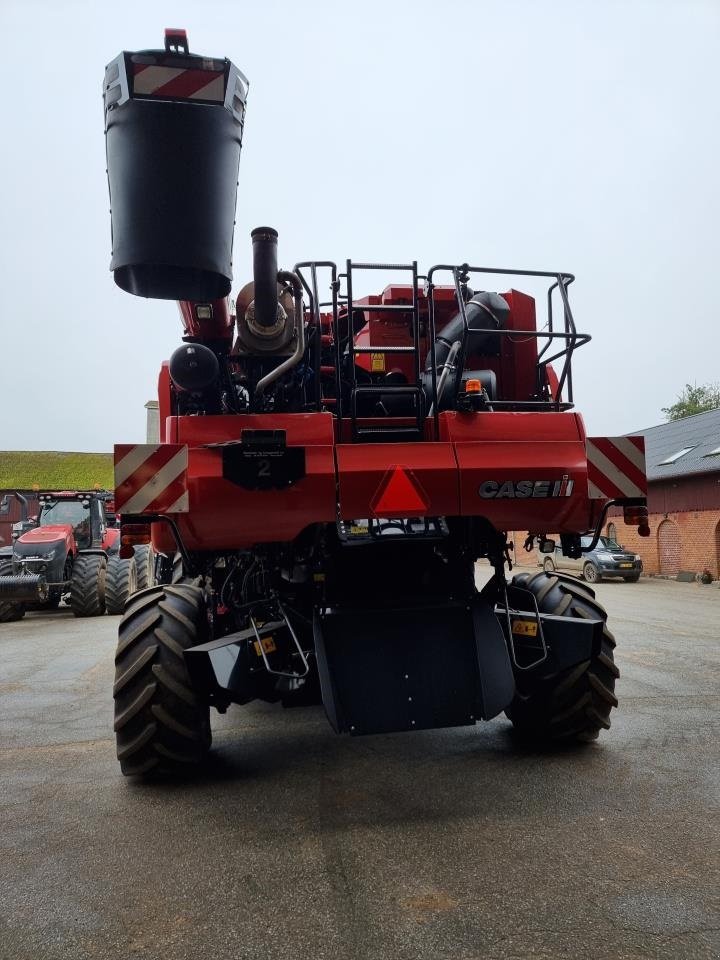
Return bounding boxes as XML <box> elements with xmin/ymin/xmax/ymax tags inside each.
<box><xmin>607</xmin><ymin>407</ymin><xmax>720</xmax><ymax>578</ymax></box>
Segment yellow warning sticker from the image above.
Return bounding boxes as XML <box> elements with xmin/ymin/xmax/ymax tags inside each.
<box><xmin>253</xmin><ymin>636</ymin><xmax>277</xmax><ymax>656</ymax></box>
<box><xmin>350</xmin><ymin>524</ymin><xmax>369</xmax><ymax>535</ymax></box>
<box><xmin>371</xmin><ymin>353</ymin><xmax>385</xmax><ymax>372</ymax></box>
<box><xmin>511</xmin><ymin>619</ymin><xmax>538</xmax><ymax>637</ymax></box>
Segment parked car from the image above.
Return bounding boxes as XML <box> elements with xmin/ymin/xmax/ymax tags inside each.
<box><xmin>540</xmin><ymin>535</ymin><xmax>642</xmax><ymax>583</ymax></box>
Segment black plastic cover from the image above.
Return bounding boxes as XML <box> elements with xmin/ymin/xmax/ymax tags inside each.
<box><xmin>104</xmin><ymin>50</ymin><xmax>248</xmax><ymax>300</ymax></box>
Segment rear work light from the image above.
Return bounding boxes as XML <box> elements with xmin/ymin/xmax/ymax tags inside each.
<box><xmin>623</xmin><ymin>505</ymin><xmax>650</xmax><ymax>537</ymax></box>
<box><xmin>121</xmin><ymin>523</ymin><xmax>151</xmax><ymax>547</ymax></box>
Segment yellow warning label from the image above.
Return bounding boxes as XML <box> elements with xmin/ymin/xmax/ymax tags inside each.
<box><xmin>511</xmin><ymin>619</ymin><xmax>538</xmax><ymax>637</ymax></box>
<box><xmin>371</xmin><ymin>353</ymin><xmax>385</xmax><ymax>372</ymax></box>
<box><xmin>253</xmin><ymin>636</ymin><xmax>277</xmax><ymax>656</ymax></box>
<box><xmin>350</xmin><ymin>524</ymin><xmax>369</xmax><ymax>535</ymax></box>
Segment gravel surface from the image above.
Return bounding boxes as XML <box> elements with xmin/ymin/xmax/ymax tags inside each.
<box><xmin>0</xmin><ymin>571</ymin><xmax>718</xmax><ymax>960</ymax></box>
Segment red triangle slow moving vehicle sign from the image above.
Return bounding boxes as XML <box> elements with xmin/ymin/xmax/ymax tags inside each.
<box><xmin>370</xmin><ymin>465</ymin><xmax>430</xmax><ymax>516</ymax></box>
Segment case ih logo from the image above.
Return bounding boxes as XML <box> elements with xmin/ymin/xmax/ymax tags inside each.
<box><xmin>479</xmin><ymin>477</ymin><xmax>574</xmax><ymax>499</ymax></box>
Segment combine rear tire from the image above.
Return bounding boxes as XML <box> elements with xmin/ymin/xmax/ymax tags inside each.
<box><xmin>507</xmin><ymin>571</ymin><xmax>619</xmax><ymax>743</ymax></box>
<box><xmin>0</xmin><ymin>561</ymin><xmax>25</xmax><ymax>623</ymax></box>
<box><xmin>113</xmin><ymin>582</ymin><xmax>211</xmax><ymax>776</ymax></box>
<box><xmin>133</xmin><ymin>544</ymin><xmax>155</xmax><ymax>591</ymax></box>
<box><xmin>106</xmin><ymin>556</ymin><xmax>138</xmax><ymax>615</ymax></box>
<box><xmin>70</xmin><ymin>555</ymin><xmax>107</xmax><ymax>618</ymax></box>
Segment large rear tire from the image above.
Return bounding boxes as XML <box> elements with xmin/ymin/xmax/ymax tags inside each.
<box><xmin>106</xmin><ymin>556</ymin><xmax>138</xmax><ymax>615</ymax></box>
<box><xmin>70</xmin><ymin>555</ymin><xmax>107</xmax><ymax>618</ymax></box>
<box><xmin>506</xmin><ymin>571</ymin><xmax>619</xmax><ymax>743</ymax></box>
<box><xmin>0</xmin><ymin>561</ymin><xmax>25</xmax><ymax>623</ymax></box>
<box><xmin>133</xmin><ymin>544</ymin><xmax>155</xmax><ymax>591</ymax></box>
<box><xmin>113</xmin><ymin>582</ymin><xmax>211</xmax><ymax>776</ymax></box>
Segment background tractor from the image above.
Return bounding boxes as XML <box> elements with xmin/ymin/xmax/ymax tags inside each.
<box><xmin>104</xmin><ymin>31</ymin><xmax>650</xmax><ymax>776</ymax></box>
<box><xmin>0</xmin><ymin>490</ymin><xmax>148</xmax><ymax>621</ymax></box>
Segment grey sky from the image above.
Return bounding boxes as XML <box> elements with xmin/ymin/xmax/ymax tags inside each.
<box><xmin>1</xmin><ymin>0</ymin><xmax>718</xmax><ymax>452</ymax></box>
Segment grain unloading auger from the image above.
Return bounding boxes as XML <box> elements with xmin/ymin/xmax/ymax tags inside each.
<box><xmin>104</xmin><ymin>30</ymin><xmax>650</xmax><ymax>776</ymax></box>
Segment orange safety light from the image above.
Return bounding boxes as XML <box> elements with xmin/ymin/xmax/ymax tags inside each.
<box><xmin>370</xmin><ymin>465</ymin><xmax>430</xmax><ymax>516</ymax></box>
<box><xmin>623</xmin><ymin>505</ymin><xmax>650</xmax><ymax>537</ymax></box>
<box><xmin>120</xmin><ymin>522</ymin><xmax>152</xmax><ymax>547</ymax></box>
<box><xmin>464</xmin><ymin>379</ymin><xmax>482</xmax><ymax>394</ymax></box>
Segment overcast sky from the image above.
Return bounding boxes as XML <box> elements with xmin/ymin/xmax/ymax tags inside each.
<box><xmin>1</xmin><ymin>0</ymin><xmax>718</xmax><ymax>452</ymax></box>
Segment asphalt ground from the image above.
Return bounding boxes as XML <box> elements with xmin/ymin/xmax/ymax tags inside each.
<box><xmin>0</xmin><ymin>570</ymin><xmax>718</xmax><ymax>960</ymax></box>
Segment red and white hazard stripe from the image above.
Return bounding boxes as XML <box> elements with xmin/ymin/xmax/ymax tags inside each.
<box><xmin>586</xmin><ymin>436</ymin><xmax>647</xmax><ymax>500</ymax></box>
<box><xmin>114</xmin><ymin>444</ymin><xmax>189</xmax><ymax>514</ymax></box>
<box><xmin>133</xmin><ymin>64</ymin><xmax>225</xmax><ymax>102</ymax></box>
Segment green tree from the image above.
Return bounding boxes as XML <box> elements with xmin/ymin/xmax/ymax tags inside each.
<box><xmin>661</xmin><ymin>382</ymin><xmax>720</xmax><ymax>421</ymax></box>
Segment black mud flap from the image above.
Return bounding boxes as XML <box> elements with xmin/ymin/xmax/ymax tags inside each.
<box><xmin>313</xmin><ymin>596</ymin><xmax>515</xmax><ymax>735</ymax></box>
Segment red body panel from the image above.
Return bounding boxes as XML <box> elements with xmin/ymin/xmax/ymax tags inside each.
<box><xmin>177</xmin><ymin>298</ymin><xmax>234</xmax><ymax>341</ymax></box>
<box><xmin>153</xmin><ymin>414</ymin><xmax>336</xmax><ymax>552</ymax></box>
<box><xmin>19</xmin><ymin>526</ymin><xmax>74</xmax><ymax>552</ymax></box>
<box><xmin>141</xmin><ymin>407</ymin><xmax>610</xmax><ymax>551</ymax></box>
<box><xmin>336</xmin><ymin>444</ymin><xmax>459</xmax><ymax>519</ymax></box>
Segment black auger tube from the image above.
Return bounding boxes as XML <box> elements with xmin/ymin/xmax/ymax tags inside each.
<box><xmin>425</xmin><ymin>292</ymin><xmax>509</xmax><ymax>370</ymax></box>
<box><xmin>251</xmin><ymin>227</ymin><xmax>279</xmax><ymax>327</ymax></box>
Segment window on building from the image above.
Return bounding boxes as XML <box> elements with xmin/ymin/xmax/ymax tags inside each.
<box><xmin>607</xmin><ymin>522</ymin><xmax>617</xmax><ymax>542</ymax></box>
<box><xmin>658</xmin><ymin>446</ymin><xmax>696</xmax><ymax>465</ymax></box>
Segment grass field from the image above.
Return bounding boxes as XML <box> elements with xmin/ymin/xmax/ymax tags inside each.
<box><xmin>0</xmin><ymin>451</ymin><xmax>113</xmax><ymax>490</ymax></box>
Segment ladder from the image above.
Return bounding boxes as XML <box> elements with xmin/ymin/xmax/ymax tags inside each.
<box><xmin>343</xmin><ymin>260</ymin><xmax>426</xmax><ymax>442</ymax></box>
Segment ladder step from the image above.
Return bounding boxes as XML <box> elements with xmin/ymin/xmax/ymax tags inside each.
<box><xmin>353</xmin><ymin>384</ymin><xmax>423</xmax><ymax>391</ymax></box>
<box><xmin>349</xmin><ymin>262</ymin><xmax>416</xmax><ymax>271</ymax></box>
<box><xmin>352</xmin><ymin>303</ymin><xmax>415</xmax><ymax>313</ymax></box>
<box><xmin>352</xmin><ymin>346</ymin><xmax>416</xmax><ymax>354</ymax></box>
<box><xmin>354</xmin><ymin>427</ymin><xmax>424</xmax><ymax>441</ymax></box>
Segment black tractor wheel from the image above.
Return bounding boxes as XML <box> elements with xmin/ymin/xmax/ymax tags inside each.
<box><xmin>506</xmin><ymin>570</ymin><xmax>619</xmax><ymax>743</ymax></box>
<box><xmin>133</xmin><ymin>544</ymin><xmax>155</xmax><ymax>591</ymax></box>
<box><xmin>113</xmin><ymin>582</ymin><xmax>211</xmax><ymax>776</ymax></box>
<box><xmin>0</xmin><ymin>561</ymin><xmax>25</xmax><ymax>623</ymax></box>
<box><xmin>106</xmin><ymin>556</ymin><xmax>138</xmax><ymax>615</ymax></box>
<box><xmin>582</xmin><ymin>561</ymin><xmax>601</xmax><ymax>583</ymax></box>
<box><xmin>70</xmin><ymin>555</ymin><xmax>107</xmax><ymax>618</ymax></box>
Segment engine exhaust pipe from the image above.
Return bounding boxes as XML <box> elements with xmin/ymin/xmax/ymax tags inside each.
<box><xmin>251</xmin><ymin>226</ymin><xmax>281</xmax><ymax>329</ymax></box>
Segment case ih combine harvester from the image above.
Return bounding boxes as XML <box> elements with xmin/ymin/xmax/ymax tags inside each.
<box><xmin>104</xmin><ymin>31</ymin><xmax>649</xmax><ymax>776</ymax></box>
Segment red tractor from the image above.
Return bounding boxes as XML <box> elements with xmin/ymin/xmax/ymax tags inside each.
<box><xmin>0</xmin><ymin>490</ymin><xmax>151</xmax><ymax>621</ymax></box>
<box><xmin>104</xmin><ymin>32</ymin><xmax>650</xmax><ymax>776</ymax></box>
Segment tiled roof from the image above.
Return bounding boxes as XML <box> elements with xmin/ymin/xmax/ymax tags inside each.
<box><xmin>631</xmin><ymin>407</ymin><xmax>720</xmax><ymax>481</ymax></box>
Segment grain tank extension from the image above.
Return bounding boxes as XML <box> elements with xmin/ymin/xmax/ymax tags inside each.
<box><xmin>104</xmin><ymin>30</ymin><xmax>650</xmax><ymax>776</ymax></box>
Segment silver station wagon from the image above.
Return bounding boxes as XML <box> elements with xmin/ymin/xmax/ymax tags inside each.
<box><xmin>540</xmin><ymin>535</ymin><xmax>643</xmax><ymax>583</ymax></box>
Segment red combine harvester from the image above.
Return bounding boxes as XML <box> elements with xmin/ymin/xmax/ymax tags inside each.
<box><xmin>104</xmin><ymin>31</ymin><xmax>650</xmax><ymax>776</ymax></box>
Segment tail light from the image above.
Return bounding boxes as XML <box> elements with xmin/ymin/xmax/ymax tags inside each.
<box><xmin>121</xmin><ymin>523</ymin><xmax>151</xmax><ymax>547</ymax></box>
<box><xmin>623</xmin><ymin>505</ymin><xmax>650</xmax><ymax>537</ymax></box>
